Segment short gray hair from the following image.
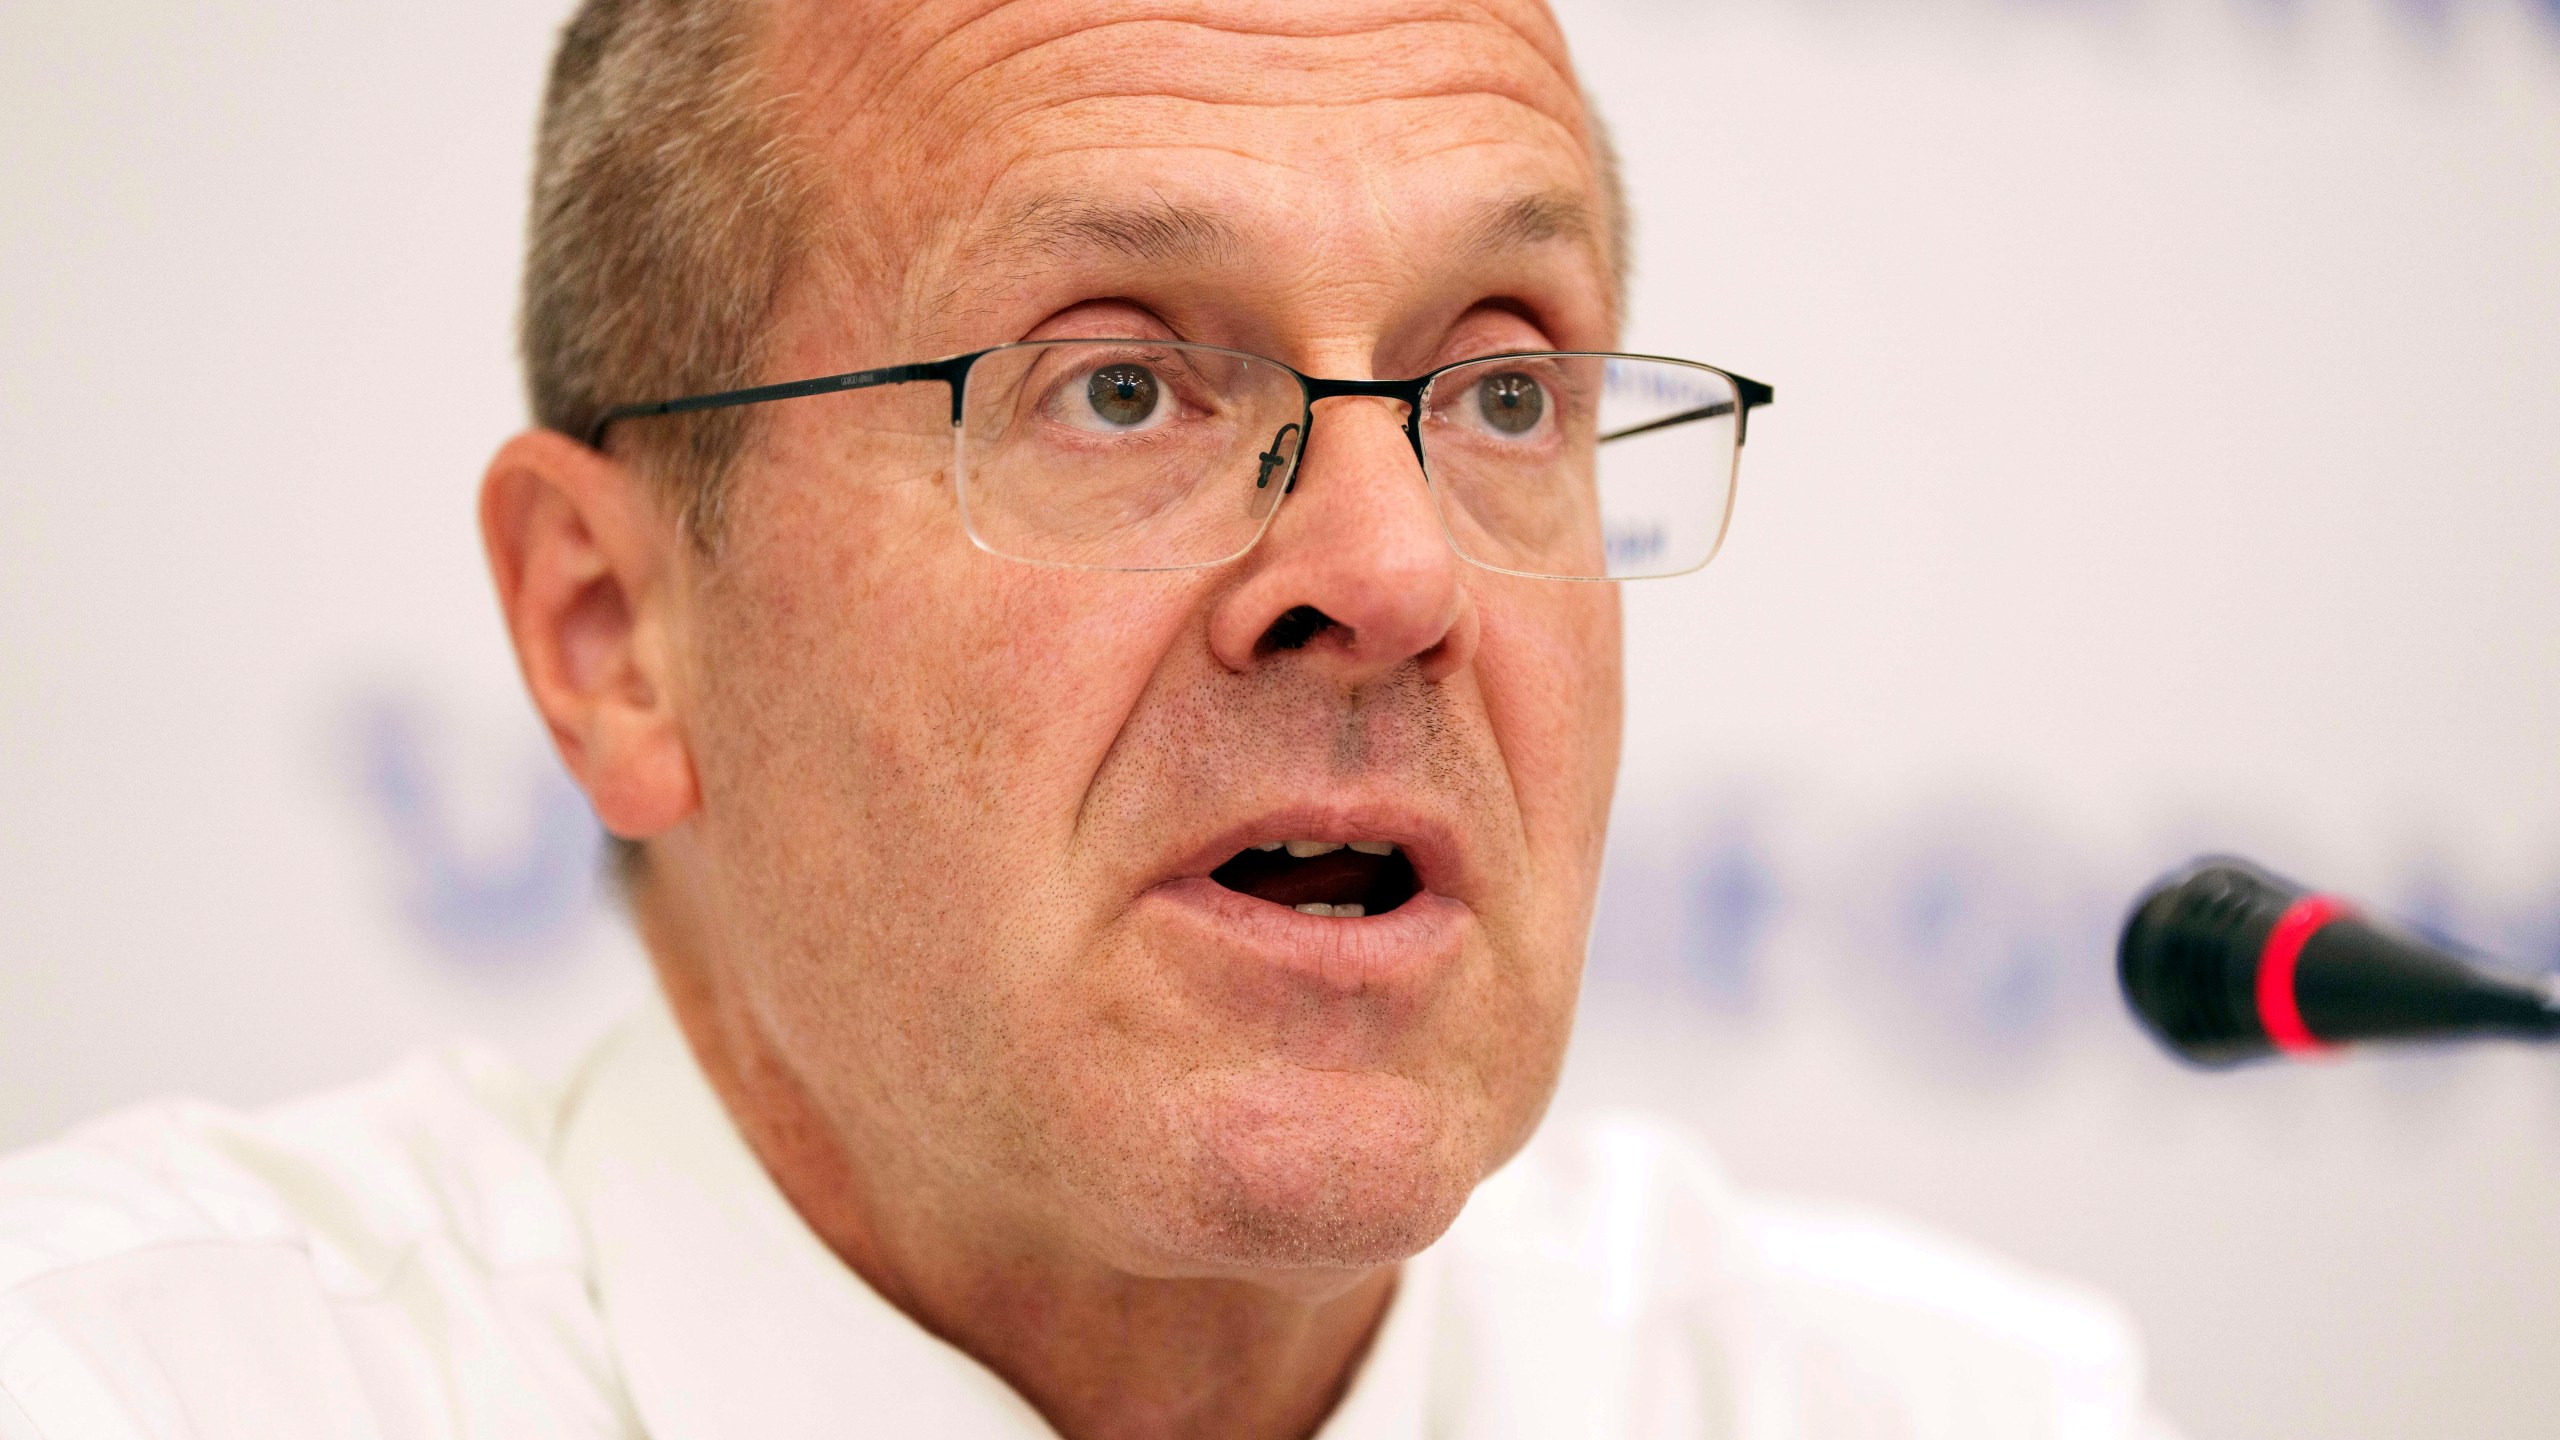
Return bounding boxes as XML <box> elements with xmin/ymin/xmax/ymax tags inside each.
<box><xmin>521</xmin><ymin>0</ymin><xmax>814</xmax><ymax>541</ymax></box>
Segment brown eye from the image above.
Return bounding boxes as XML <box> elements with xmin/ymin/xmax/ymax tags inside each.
<box><xmin>1476</xmin><ymin>371</ymin><xmax>1545</xmax><ymax>435</ymax></box>
<box><xmin>1086</xmin><ymin>364</ymin><xmax>1161</xmax><ymax>428</ymax></box>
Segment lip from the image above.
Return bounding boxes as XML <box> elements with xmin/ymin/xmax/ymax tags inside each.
<box><xmin>1139</xmin><ymin>879</ymin><xmax>1473</xmax><ymax>1004</ymax></box>
<box><xmin>1161</xmin><ymin>803</ymin><xmax>1481</xmax><ymax>905</ymax></box>
<box><xmin>1138</xmin><ymin>801</ymin><xmax>1485</xmax><ymax>1005</ymax></box>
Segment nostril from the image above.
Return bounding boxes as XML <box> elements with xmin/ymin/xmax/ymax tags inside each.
<box><xmin>1258</xmin><ymin>604</ymin><xmax>1339</xmax><ymax>655</ymax></box>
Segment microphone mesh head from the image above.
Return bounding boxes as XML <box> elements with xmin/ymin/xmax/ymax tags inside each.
<box><xmin>2118</xmin><ymin>859</ymin><xmax>2301</xmax><ymax>1065</ymax></box>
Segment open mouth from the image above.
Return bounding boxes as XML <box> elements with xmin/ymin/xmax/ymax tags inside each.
<box><xmin>1209</xmin><ymin>841</ymin><xmax>1421</xmax><ymax>919</ymax></box>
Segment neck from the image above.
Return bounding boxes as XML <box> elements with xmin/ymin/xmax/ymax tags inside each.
<box><xmin>641</xmin><ymin>897</ymin><xmax>1397</xmax><ymax>1440</ymax></box>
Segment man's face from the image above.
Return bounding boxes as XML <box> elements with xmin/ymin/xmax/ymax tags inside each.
<box><xmin>668</xmin><ymin>0</ymin><xmax>1622</xmax><ymax>1277</ymax></box>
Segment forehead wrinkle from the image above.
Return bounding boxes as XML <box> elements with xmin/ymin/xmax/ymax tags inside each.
<box><xmin>950</xmin><ymin>25</ymin><xmax>1580</xmax><ymax>137</ymax></box>
<box><xmin>911</xmin><ymin>0</ymin><xmax>1582</xmax><ymax>99</ymax></box>
<box><xmin>962</xmin><ymin>90</ymin><xmax>1592</xmax><ymax>211</ymax></box>
<box><xmin>1060</xmin><ymin>92</ymin><xmax>1588</xmax><ymax>177</ymax></box>
<box><xmin>766</xmin><ymin>0</ymin><xmax>1592</xmax><ymax>204</ymax></box>
<box><xmin>843</xmin><ymin>0</ymin><xmax>1587</xmax><ymax>158</ymax></box>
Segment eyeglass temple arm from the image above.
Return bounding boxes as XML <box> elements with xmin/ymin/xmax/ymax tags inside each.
<box><xmin>1595</xmin><ymin>374</ymin><xmax>1776</xmax><ymax>447</ymax></box>
<box><xmin>585</xmin><ymin>355</ymin><xmax>976</xmax><ymax>447</ymax></box>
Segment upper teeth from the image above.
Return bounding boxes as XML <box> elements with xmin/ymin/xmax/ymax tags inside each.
<box><xmin>1259</xmin><ymin>840</ymin><xmax>1397</xmax><ymax>858</ymax></box>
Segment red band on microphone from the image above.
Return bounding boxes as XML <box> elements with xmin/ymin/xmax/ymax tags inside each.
<box><xmin>2259</xmin><ymin>894</ymin><xmax>2352</xmax><ymax>1055</ymax></box>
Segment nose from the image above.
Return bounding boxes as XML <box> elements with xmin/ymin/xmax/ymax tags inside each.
<box><xmin>1206</xmin><ymin>394</ymin><xmax>1479</xmax><ymax>686</ymax></box>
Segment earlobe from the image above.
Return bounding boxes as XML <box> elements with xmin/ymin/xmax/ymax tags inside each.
<box><xmin>478</xmin><ymin>429</ymin><xmax>700</xmax><ymax>840</ymax></box>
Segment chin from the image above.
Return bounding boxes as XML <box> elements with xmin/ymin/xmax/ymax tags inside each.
<box><xmin>1093</xmin><ymin>1062</ymin><xmax>1496</xmax><ymax>1276</ymax></box>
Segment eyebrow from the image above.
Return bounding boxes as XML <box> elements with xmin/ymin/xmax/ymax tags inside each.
<box><xmin>1456</xmin><ymin>190</ymin><xmax>1601</xmax><ymax>261</ymax></box>
<box><xmin>984</xmin><ymin>196</ymin><xmax>1247</xmax><ymax>268</ymax></box>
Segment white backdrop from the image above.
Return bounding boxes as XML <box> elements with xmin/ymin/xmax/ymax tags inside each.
<box><xmin>3</xmin><ymin>2</ymin><xmax>2556</xmax><ymax>1436</ymax></box>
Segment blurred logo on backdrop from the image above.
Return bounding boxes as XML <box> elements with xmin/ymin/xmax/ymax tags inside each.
<box><xmin>342</xmin><ymin>688</ymin><xmax>606</xmax><ymax>965</ymax></box>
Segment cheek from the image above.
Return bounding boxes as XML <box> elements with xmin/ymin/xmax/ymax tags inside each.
<box><xmin>688</xmin><ymin>460</ymin><xmax>1210</xmax><ymax>960</ymax></box>
<box><xmin>685</xmin><ymin>465</ymin><xmax>1223</xmax><ymax>1142</ymax></box>
<box><xmin>1474</xmin><ymin>581</ymin><xmax>1623</xmax><ymax>873</ymax></box>
<box><xmin>707</xmin><ymin>448</ymin><xmax>1179</xmax><ymax>788</ymax></box>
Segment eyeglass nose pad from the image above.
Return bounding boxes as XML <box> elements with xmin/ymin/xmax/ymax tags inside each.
<box><xmin>1249</xmin><ymin>421</ymin><xmax>1304</xmax><ymax>520</ymax></box>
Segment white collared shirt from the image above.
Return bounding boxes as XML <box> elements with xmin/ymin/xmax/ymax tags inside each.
<box><xmin>0</xmin><ymin>997</ymin><xmax>2176</xmax><ymax>1439</ymax></box>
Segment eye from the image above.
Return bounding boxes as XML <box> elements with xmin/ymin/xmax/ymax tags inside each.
<box><xmin>1474</xmin><ymin>371</ymin><xmax>1546</xmax><ymax>435</ymax></box>
<box><xmin>1081</xmin><ymin>363</ymin><xmax>1163</xmax><ymax>430</ymax></box>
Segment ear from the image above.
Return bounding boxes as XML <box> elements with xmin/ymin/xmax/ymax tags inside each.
<box><xmin>479</xmin><ymin>429</ymin><xmax>700</xmax><ymax>841</ymax></box>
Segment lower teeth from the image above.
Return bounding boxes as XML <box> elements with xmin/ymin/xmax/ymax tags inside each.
<box><xmin>1293</xmin><ymin>903</ymin><xmax>1366</xmax><ymax>918</ymax></box>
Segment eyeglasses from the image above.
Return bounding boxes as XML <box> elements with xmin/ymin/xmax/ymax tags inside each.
<box><xmin>591</xmin><ymin>341</ymin><xmax>1773</xmax><ymax>581</ymax></box>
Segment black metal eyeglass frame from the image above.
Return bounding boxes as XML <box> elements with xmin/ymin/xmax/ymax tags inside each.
<box><xmin>587</xmin><ymin>344</ymin><xmax>1775</xmax><ymax>462</ymax></box>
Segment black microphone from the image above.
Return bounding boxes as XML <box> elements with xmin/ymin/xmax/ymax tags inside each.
<box><xmin>2118</xmin><ymin>858</ymin><xmax>2560</xmax><ymax>1066</ymax></box>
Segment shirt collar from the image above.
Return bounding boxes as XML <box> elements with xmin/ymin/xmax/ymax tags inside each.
<box><xmin>554</xmin><ymin>995</ymin><xmax>1438</xmax><ymax>1439</ymax></box>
